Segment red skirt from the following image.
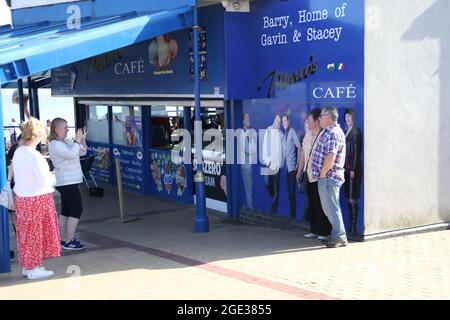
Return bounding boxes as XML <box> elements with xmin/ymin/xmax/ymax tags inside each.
<box><xmin>15</xmin><ymin>193</ymin><xmax>61</xmax><ymax>270</ymax></box>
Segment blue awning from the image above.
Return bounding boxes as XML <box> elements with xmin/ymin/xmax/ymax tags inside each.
<box><xmin>0</xmin><ymin>5</ymin><xmax>194</xmax><ymax>84</ymax></box>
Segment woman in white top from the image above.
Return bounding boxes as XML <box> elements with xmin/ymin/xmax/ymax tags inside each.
<box><xmin>48</xmin><ymin>118</ymin><xmax>88</xmax><ymax>251</ymax></box>
<box><xmin>12</xmin><ymin>118</ymin><xmax>60</xmax><ymax>280</ymax></box>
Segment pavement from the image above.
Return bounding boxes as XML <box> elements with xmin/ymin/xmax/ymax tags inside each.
<box><xmin>1</xmin><ymin>185</ymin><xmax>449</xmax><ymax>300</ymax></box>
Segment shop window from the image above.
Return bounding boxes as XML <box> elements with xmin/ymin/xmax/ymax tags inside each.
<box><xmin>86</xmin><ymin>105</ymin><xmax>109</xmax><ymax>144</ymax></box>
<box><xmin>190</xmin><ymin>107</ymin><xmax>224</xmax><ymax>151</ymax></box>
<box><xmin>151</xmin><ymin>106</ymin><xmax>184</xmax><ymax>149</ymax></box>
<box><xmin>112</xmin><ymin>106</ymin><xmax>142</xmax><ymax>147</ymax></box>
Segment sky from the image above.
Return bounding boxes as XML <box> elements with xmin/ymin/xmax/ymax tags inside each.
<box><xmin>0</xmin><ymin>3</ymin><xmax>75</xmax><ymax>138</ymax></box>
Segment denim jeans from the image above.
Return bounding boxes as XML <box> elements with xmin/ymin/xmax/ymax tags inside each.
<box><xmin>317</xmin><ymin>177</ymin><xmax>347</xmax><ymax>240</ymax></box>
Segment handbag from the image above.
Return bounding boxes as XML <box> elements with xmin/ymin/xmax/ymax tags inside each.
<box><xmin>0</xmin><ymin>165</ymin><xmax>15</xmax><ymax>211</ymax></box>
<box><xmin>0</xmin><ymin>185</ymin><xmax>15</xmax><ymax>211</ymax></box>
<box><xmin>297</xmin><ymin>170</ymin><xmax>308</xmax><ymax>193</ymax></box>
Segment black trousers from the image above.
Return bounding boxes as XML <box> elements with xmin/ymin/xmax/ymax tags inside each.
<box><xmin>287</xmin><ymin>170</ymin><xmax>297</xmax><ymax>219</ymax></box>
<box><xmin>264</xmin><ymin>171</ymin><xmax>280</xmax><ymax>214</ymax></box>
<box><xmin>56</xmin><ymin>184</ymin><xmax>83</xmax><ymax>219</ymax></box>
<box><xmin>307</xmin><ymin>181</ymin><xmax>331</xmax><ymax>236</ymax></box>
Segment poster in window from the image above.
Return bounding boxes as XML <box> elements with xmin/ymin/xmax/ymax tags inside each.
<box><xmin>125</xmin><ymin>116</ymin><xmax>142</xmax><ymax>147</ymax></box>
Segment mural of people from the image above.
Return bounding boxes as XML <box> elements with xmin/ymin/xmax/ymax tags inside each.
<box><xmin>262</xmin><ymin>113</ymin><xmax>284</xmax><ymax>214</ymax></box>
<box><xmin>239</xmin><ymin>112</ymin><xmax>257</xmax><ymax>209</ymax></box>
<box><xmin>343</xmin><ymin>107</ymin><xmax>363</xmax><ymax>235</ymax></box>
<box><xmin>281</xmin><ymin>114</ymin><xmax>301</xmax><ymax>219</ymax></box>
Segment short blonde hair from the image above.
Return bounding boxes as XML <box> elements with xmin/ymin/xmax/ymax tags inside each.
<box><xmin>21</xmin><ymin>118</ymin><xmax>45</xmax><ymax>142</ymax></box>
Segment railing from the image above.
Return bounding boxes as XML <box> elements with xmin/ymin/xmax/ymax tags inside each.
<box><xmin>3</xmin><ymin>125</ymin><xmax>76</xmax><ymax>149</ymax></box>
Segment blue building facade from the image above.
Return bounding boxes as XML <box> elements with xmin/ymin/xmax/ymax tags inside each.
<box><xmin>9</xmin><ymin>0</ymin><xmax>366</xmax><ymax>227</ymax></box>
<box><xmin>1</xmin><ymin>0</ymin><xmax>366</xmax><ymax>272</ymax></box>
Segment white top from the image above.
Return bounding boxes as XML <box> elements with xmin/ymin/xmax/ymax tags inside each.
<box><xmin>12</xmin><ymin>146</ymin><xmax>56</xmax><ymax>197</ymax></box>
<box><xmin>48</xmin><ymin>139</ymin><xmax>87</xmax><ymax>187</ymax></box>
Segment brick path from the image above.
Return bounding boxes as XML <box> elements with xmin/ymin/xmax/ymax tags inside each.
<box><xmin>1</xmin><ymin>186</ymin><xmax>449</xmax><ymax>300</ymax></box>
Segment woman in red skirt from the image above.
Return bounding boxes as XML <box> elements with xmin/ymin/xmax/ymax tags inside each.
<box><xmin>12</xmin><ymin>118</ymin><xmax>60</xmax><ymax>280</ymax></box>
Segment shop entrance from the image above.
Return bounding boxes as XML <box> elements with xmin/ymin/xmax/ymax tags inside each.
<box><xmin>148</xmin><ymin>103</ymin><xmax>226</xmax><ymax>213</ymax></box>
<box><xmin>76</xmin><ymin>98</ymin><xmax>226</xmax><ymax>213</ymax></box>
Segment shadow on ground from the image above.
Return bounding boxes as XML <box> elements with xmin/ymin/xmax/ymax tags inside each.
<box><xmin>0</xmin><ymin>184</ymin><xmax>333</xmax><ymax>287</ymax></box>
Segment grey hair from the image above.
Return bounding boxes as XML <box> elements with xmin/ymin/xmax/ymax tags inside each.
<box><xmin>12</xmin><ymin>89</ymin><xmax>29</xmax><ymax>104</ymax></box>
<box><xmin>322</xmin><ymin>106</ymin><xmax>339</xmax><ymax>122</ymax></box>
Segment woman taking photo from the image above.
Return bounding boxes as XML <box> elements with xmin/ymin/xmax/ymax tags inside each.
<box><xmin>12</xmin><ymin>118</ymin><xmax>60</xmax><ymax>280</ymax></box>
<box><xmin>48</xmin><ymin>118</ymin><xmax>88</xmax><ymax>250</ymax></box>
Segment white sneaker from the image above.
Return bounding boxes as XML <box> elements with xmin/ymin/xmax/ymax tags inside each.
<box><xmin>317</xmin><ymin>235</ymin><xmax>328</xmax><ymax>241</ymax></box>
<box><xmin>26</xmin><ymin>267</ymin><xmax>54</xmax><ymax>280</ymax></box>
<box><xmin>22</xmin><ymin>266</ymin><xmax>45</xmax><ymax>277</ymax></box>
<box><xmin>304</xmin><ymin>233</ymin><xmax>318</xmax><ymax>238</ymax></box>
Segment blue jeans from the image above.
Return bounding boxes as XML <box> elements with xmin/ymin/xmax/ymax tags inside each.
<box><xmin>317</xmin><ymin>177</ymin><xmax>347</xmax><ymax>240</ymax></box>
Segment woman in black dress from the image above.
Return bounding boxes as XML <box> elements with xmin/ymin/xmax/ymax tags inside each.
<box><xmin>344</xmin><ymin>108</ymin><xmax>363</xmax><ymax>235</ymax></box>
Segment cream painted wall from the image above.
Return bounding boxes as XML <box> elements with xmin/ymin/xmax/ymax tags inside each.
<box><xmin>364</xmin><ymin>0</ymin><xmax>450</xmax><ymax>234</ymax></box>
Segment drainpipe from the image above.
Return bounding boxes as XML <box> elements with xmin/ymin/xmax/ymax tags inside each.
<box><xmin>0</xmin><ymin>88</ymin><xmax>11</xmax><ymax>273</ymax></box>
<box><xmin>18</xmin><ymin>79</ymin><xmax>25</xmax><ymax>122</ymax></box>
<box><xmin>193</xmin><ymin>1</ymin><xmax>209</xmax><ymax>233</ymax></box>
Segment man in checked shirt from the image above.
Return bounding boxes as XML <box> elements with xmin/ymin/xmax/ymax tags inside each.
<box><xmin>311</xmin><ymin>106</ymin><xmax>348</xmax><ymax>248</ymax></box>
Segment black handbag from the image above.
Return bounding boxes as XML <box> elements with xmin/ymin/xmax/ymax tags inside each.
<box><xmin>297</xmin><ymin>170</ymin><xmax>308</xmax><ymax>193</ymax></box>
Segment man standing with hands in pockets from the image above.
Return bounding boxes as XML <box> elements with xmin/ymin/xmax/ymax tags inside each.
<box><xmin>311</xmin><ymin>106</ymin><xmax>348</xmax><ymax>248</ymax></box>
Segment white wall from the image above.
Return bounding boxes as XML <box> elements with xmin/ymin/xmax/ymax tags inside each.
<box><xmin>364</xmin><ymin>0</ymin><xmax>450</xmax><ymax>234</ymax></box>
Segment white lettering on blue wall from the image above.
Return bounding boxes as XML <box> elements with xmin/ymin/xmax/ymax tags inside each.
<box><xmin>298</xmin><ymin>9</ymin><xmax>328</xmax><ymax>23</ymax></box>
<box><xmin>263</xmin><ymin>15</ymin><xmax>290</xmax><ymax>29</ymax></box>
<box><xmin>312</xmin><ymin>83</ymin><xmax>357</xmax><ymax>99</ymax></box>
<box><xmin>258</xmin><ymin>2</ymin><xmax>353</xmax><ymax>49</ymax></box>
<box><xmin>261</xmin><ymin>33</ymin><xmax>288</xmax><ymax>46</ymax></box>
<box><xmin>307</xmin><ymin>27</ymin><xmax>342</xmax><ymax>42</ymax></box>
<box><xmin>114</xmin><ymin>59</ymin><xmax>146</xmax><ymax>76</ymax></box>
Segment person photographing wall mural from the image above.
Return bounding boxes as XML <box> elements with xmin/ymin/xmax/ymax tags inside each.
<box><xmin>48</xmin><ymin>118</ymin><xmax>88</xmax><ymax>251</ymax></box>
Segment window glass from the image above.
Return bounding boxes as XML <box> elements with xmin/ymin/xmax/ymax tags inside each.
<box><xmin>86</xmin><ymin>105</ymin><xmax>109</xmax><ymax>143</ymax></box>
<box><xmin>112</xmin><ymin>106</ymin><xmax>142</xmax><ymax>147</ymax></box>
<box><xmin>151</xmin><ymin>106</ymin><xmax>184</xmax><ymax>149</ymax></box>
